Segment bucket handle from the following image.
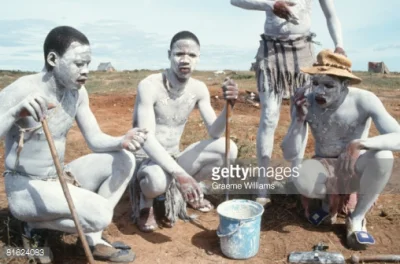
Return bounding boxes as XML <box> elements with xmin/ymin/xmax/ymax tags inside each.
<box><xmin>216</xmin><ymin>221</ymin><xmax>244</xmax><ymax>238</ymax></box>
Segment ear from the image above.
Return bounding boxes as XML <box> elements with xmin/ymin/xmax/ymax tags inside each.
<box><xmin>342</xmin><ymin>78</ymin><xmax>350</xmax><ymax>87</ymax></box>
<box><xmin>168</xmin><ymin>50</ymin><xmax>171</xmax><ymax>59</ymax></box>
<box><xmin>46</xmin><ymin>51</ymin><xmax>59</xmax><ymax>68</ymax></box>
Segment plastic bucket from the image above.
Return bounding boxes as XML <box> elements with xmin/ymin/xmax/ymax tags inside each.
<box><xmin>216</xmin><ymin>199</ymin><xmax>264</xmax><ymax>259</ymax></box>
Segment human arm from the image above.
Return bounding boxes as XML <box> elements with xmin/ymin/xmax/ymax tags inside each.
<box><xmin>197</xmin><ymin>79</ymin><xmax>238</xmax><ymax>138</ymax></box>
<box><xmin>0</xmin><ymin>86</ymin><xmax>24</xmax><ymax>138</ymax></box>
<box><xmin>280</xmin><ymin>87</ymin><xmax>309</xmax><ymax>161</ymax></box>
<box><xmin>354</xmin><ymin>92</ymin><xmax>400</xmax><ymax>151</ymax></box>
<box><xmin>319</xmin><ymin>0</ymin><xmax>345</xmax><ymax>54</ymax></box>
<box><xmin>76</xmin><ymin>87</ymin><xmax>147</xmax><ymax>152</ymax></box>
<box><xmin>231</xmin><ymin>0</ymin><xmax>298</xmax><ymax>21</ymax></box>
<box><xmin>338</xmin><ymin>92</ymin><xmax>400</xmax><ymax>175</ymax></box>
<box><xmin>230</xmin><ymin>0</ymin><xmax>275</xmax><ymax>11</ymax></box>
<box><xmin>0</xmin><ymin>82</ymin><xmax>54</xmax><ymax>138</ymax></box>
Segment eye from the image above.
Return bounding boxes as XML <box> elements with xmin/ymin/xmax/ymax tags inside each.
<box><xmin>312</xmin><ymin>81</ymin><xmax>318</xmax><ymax>86</ymax></box>
<box><xmin>76</xmin><ymin>63</ymin><xmax>84</xmax><ymax>67</ymax></box>
<box><xmin>176</xmin><ymin>52</ymin><xmax>185</xmax><ymax>56</ymax></box>
<box><xmin>325</xmin><ymin>84</ymin><xmax>334</xmax><ymax>89</ymax></box>
<box><xmin>189</xmin><ymin>54</ymin><xmax>197</xmax><ymax>58</ymax></box>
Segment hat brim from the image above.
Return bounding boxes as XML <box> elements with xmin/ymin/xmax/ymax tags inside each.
<box><xmin>301</xmin><ymin>66</ymin><xmax>362</xmax><ymax>85</ymax></box>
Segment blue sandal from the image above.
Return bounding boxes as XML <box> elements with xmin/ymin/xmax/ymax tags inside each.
<box><xmin>346</xmin><ymin>217</ymin><xmax>375</xmax><ymax>250</ymax></box>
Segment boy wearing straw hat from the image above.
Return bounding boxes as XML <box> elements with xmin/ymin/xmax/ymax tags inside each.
<box><xmin>281</xmin><ymin>49</ymin><xmax>400</xmax><ymax>249</ymax></box>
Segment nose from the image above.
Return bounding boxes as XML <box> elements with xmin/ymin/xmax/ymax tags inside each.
<box><xmin>315</xmin><ymin>85</ymin><xmax>325</xmax><ymax>95</ymax></box>
<box><xmin>180</xmin><ymin>54</ymin><xmax>190</xmax><ymax>64</ymax></box>
<box><xmin>81</xmin><ymin>64</ymin><xmax>89</xmax><ymax>75</ymax></box>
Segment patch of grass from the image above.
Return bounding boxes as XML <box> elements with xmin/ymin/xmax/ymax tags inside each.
<box><xmin>230</xmin><ymin>72</ymin><xmax>255</xmax><ymax>80</ymax></box>
<box><xmin>1</xmin><ymin>69</ymin><xmax>399</xmax><ymax>95</ymax></box>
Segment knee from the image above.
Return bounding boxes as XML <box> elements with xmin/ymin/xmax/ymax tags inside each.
<box><xmin>364</xmin><ymin>150</ymin><xmax>394</xmax><ymax>175</ymax></box>
<box><xmin>84</xmin><ymin>204</ymin><xmax>113</xmax><ymax>232</ymax></box>
<box><xmin>373</xmin><ymin>150</ymin><xmax>393</xmax><ymax>160</ymax></box>
<box><xmin>230</xmin><ymin>140</ymin><xmax>238</xmax><ymax>159</ymax></box>
<box><xmin>294</xmin><ymin>159</ymin><xmax>327</xmax><ymax>199</ymax></box>
<box><xmin>212</xmin><ymin>138</ymin><xmax>238</xmax><ymax>159</ymax></box>
<box><xmin>138</xmin><ymin>166</ymin><xmax>167</xmax><ymax>196</ymax></box>
<box><xmin>225</xmin><ymin>139</ymin><xmax>238</xmax><ymax>159</ymax></box>
<box><xmin>114</xmin><ymin>150</ymin><xmax>136</xmax><ymax>177</ymax></box>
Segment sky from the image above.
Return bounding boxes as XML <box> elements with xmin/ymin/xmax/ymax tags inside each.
<box><xmin>0</xmin><ymin>0</ymin><xmax>399</xmax><ymax>72</ymax></box>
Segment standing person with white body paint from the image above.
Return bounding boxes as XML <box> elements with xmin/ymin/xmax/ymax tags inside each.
<box><xmin>0</xmin><ymin>26</ymin><xmax>147</xmax><ymax>263</ymax></box>
<box><xmin>281</xmin><ymin>49</ymin><xmax>400</xmax><ymax>249</ymax></box>
<box><xmin>230</xmin><ymin>0</ymin><xmax>346</xmax><ymax>206</ymax></box>
<box><xmin>130</xmin><ymin>31</ymin><xmax>239</xmax><ymax>232</ymax></box>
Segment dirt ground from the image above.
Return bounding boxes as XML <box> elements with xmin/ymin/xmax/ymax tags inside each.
<box><xmin>1</xmin><ymin>86</ymin><xmax>400</xmax><ymax>264</ymax></box>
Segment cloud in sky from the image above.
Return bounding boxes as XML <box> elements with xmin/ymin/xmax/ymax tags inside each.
<box><xmin>0</xmin><ymin>0</ymin><xmax>399</xmax><ymax>72</ymax></box>
<box><xmin>374</xmin><ymin>44</ymin><xmax>400</xmax><ymax>52</ymax></box>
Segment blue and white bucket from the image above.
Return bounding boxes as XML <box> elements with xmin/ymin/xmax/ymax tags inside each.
<box><xmin>216</xmin><ymin>199</ymin><xmax>264</xmax><ymax>259</ymax></box>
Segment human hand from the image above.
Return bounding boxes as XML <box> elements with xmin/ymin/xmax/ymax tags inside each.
<box><xmin>294</xmin><ymin>87</ymin><xmax>309</xmax><ymax>122</ymax></box>
<box><xmin>334</xmin><ymin>47</ymin><xmax>346</xmax><ymax>57</ymax></box>
<box><xmin>121</xmin><ymin>128</ymin><xmax>148</xmax><ymax>152</ymax></box>
<box><xmin>222</xmin><ymin>77</ymin><xmax>238</xmax><ymax>105</ymax></box>
<box><xmin>174</xmin><ymin>172</ymin><xmax>204</xmax><ymax>204</ymax></box>
<box><xmin>273</xmin><ymin>1</ymin><xmax>299</xmax><ymax>23</ymax></box>
<box><xmin>13</xmin><ymin>94</ymin><xmax>56</xmax><ymax>122</ymax></box>
<box><xmin>337</xmin><ymin>139</ymin><xmax>364</xmax><ymax>177</ymax></box>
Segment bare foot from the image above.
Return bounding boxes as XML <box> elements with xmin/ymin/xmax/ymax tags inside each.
<box><xmin>137</xmin><ymin>207</ymin><xmax>158</xmax><ymax>232</ymax></box>
<box><xmin>92</xmin><ymin>244</ymin><xmax>136</xmax><ymax>263</ymax></box>
<box><xmin>255</xmin><ymin>197</ymin><xmax>272</xmax><ymax>207</ymax></box>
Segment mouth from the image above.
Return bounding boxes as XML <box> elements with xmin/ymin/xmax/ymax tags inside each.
<box><xmin>179</xmin><ymin>67</ymin><xmax>191</xmax><ymax>74</ymax></box>
<box><xmin>315</xmin><ymin>96</ymin><xmax>327</xmax><ymax>105</ymax></box>
<box><xmin>77</xmin><ymin>79</ymin><xmax>87</xmax><ymax>85</ymax></box>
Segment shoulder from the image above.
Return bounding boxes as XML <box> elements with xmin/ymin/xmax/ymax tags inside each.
<box><xmin>348</xmin><ymin>87</ymin><xmax>381</xmax><ymax>105</ymax></box>
<box><xmin>347</xmin><ymin>87</ymin><xmax>386</xmax><ymax>114</ymax></box>
<box><xmin>0</xmin><ymin>73</ymin><xmax>40</xmax><ymax>100</ymax></box>
<box><xmin>190</xmin><ymin>77</ymin><xmax>207</xmax><ymax>87</ymax></box>
<box><xmin>138</xmin><ymin>73</ymin><xmax>163</xmax><ymax>92</ymax></box>
<box><xmin>136</xmin><ymin>73</ymin><xmax>164</xmax><ymax>103</ymax></box>
<box><xmin>188</xmin><ymin>78</ymin><xmax>209</xmax><ymax>96</ymax></box>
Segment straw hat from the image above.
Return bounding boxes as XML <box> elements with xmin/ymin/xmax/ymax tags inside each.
<box><xmin>301</xmin><ymin>49</ymin><xmax>362</xmax><ymax>84</ymax></box>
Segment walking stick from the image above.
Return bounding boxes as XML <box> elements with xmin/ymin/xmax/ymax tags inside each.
<box><xmin>41</xmin><ymin>119</ymin><xmax>95</xmax><ymax>264</ymax></box>
<box><xmin>225</xmin><ymin>100</ymin><xmax>233</xmax><ymax>201</ymax></box>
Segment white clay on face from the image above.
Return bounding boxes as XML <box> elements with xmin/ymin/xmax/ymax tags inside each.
<box><xmin>53</xmin><ymin>41</ymin><xmax>91</xmax><ymax>90</ymax></box>
<box><xmin>312</xmin><ymin>75</ymin><xmax>343</xmax><ymax>108</ymax></box>
<box><xmin>169</xmin><ymin>39</ymin><xmax>200</xmax><ymax>81</ymax></box>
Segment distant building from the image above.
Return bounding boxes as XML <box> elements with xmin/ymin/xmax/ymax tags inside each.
<box><xmin>97</xmin><ymin>62</ymin><xmax>115</xmax><ymax>72</ymax></box>
<box><xmin>368</xmin><ymin>62</ymin><xmax>389</xmax><ymax>74</ymax></box>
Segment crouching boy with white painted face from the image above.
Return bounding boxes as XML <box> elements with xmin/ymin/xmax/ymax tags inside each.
<box><xmin>130</xmin><ymin>31</ymin><xmax>239</xmax><ymax>232</ymax></box>
<box><xmin>281</xmin><ymin>50</ymin><xmax>400</xmax><ymax>250</ymax></box>
<box><xmin>0</xmin><ymin>26</ymin><xmax>147</xmax><ymax>263</ymax></box>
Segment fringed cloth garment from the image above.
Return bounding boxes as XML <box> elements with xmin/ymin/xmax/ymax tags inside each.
<box><xmin>301</xmin><ymin>155</ymin><xmax>366</xmax><ymax>222</ymax></box>
<box><xmin>129</xmin><ymin>156</ymin><xmax>192</xmax><ymax>227</ymax></box>
<box><xmin>254</xmin><ymin>33</ymin><xmax>318</xmax><ymax>99</ymax></box>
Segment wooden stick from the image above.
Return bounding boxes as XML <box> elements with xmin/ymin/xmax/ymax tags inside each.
<box><xmin>41</xmin><ymin>119</ymin><xmax>95</xmax><ymax>264</ymax></box>
<box><xmin>225</xmin><ymin>100</ymin><xmax>232</xmax><ymax>201</ymax></box>
<box><xmin>351</xmin><ymin>254</ymin><xmax>400</xmax><ymax>263</ymax></box>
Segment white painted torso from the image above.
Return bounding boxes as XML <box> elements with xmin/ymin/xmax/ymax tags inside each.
<box><xmin>305</xmin><ymin>88</ymin><xmax>372</xmax><ymax>157</ymax></box>
<box><xmin>264</xmin><ymin>0</ymin><xmax>313</xmax><ymax>38</ymax></box>
<box><xmin>134</xmin><ymin>73</ymin><xmax>199</xmax><ymax>157</ymax></box>
<box><xmin>4</xmin><ymin>73</ymin><xmax>80</xmax><ymax>177</ymax></box>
